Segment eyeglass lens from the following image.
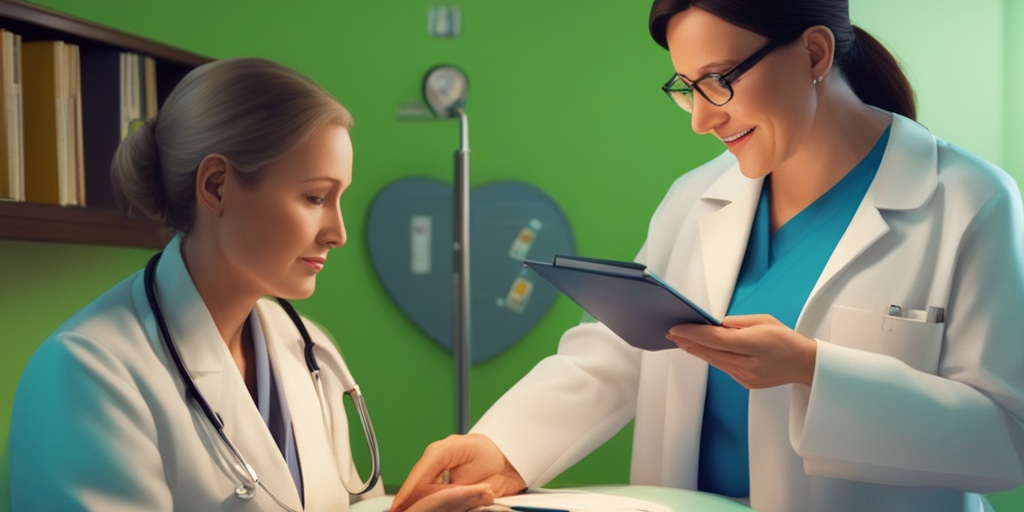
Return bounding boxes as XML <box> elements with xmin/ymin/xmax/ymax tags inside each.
<box><xmin>664</xmin><ymin>75</ymin><xmax>733</xmax><ymax>113</ymax></box>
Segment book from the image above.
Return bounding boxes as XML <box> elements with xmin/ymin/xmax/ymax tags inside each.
<box><xmin>0</xmin><ymin>28</ymin><xmax>24</xmax><ymax>202</ymax></box>
<box><xmin>79</xmin><ymin>51</ymin><xmax>156</xmax><ymax>209</ymax></box>
<box><xmin>22</xmin><ymin>40</ymin><xmax>81</xmax><ymax>206</ymax></box>
<box><xmin>64</xmin><ymin>43</ymin><xmax>83</xmax><ymax>206</ymax></box>
<box><xmin>524</xmin><ymin>255</ymin><xmax>720</xmax><ymax>351</ymax></box>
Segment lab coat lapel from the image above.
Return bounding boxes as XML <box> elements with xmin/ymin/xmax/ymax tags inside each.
<box><xmin>800</xmin><ymin>114</ymin><xmax>938</xmax><ymax>322</ymax></box>
<box><xmin>152</xmin><ymin>237</ymin><xmax>303</xmax><ymax>510</ymax></box>
<box><xmin>260</xmin><ymin>302</ymin><xmax>347</xmax><ymax>511</ymax></box>
<box><xmin>152</xmin><ymin>236</ymin><xmax>226</xmax><ymax>400</ymax></box>
<box><xmin>644</xmin><ymin>160</ymin><xmax>759</xmax><ymax>485</ymax></box>
<box><xmin>697</xmin><ymin>165</ymin><xmax>762</xmax><ymax>318</ymax></box>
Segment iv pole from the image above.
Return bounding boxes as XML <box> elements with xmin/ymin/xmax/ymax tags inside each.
<box><xmin>423</xmin><ymin>65</ymin><xmax>471</xmax><ymax>434</ymax></box>
<box><xmin>452</xmin><ymin>105</ymin><xmax>470</xmax><ymax>435</ymax></box>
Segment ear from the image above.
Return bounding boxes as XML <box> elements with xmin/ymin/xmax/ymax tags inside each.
<box><xmin>802</xmin><ymin>25</ymin><xmax>835</xmax><ymax>84</ymax></box>
<box><xmin>195</xmin><ymin>154</ymin><xmax>230</xmax><ymax>217</ymax></box>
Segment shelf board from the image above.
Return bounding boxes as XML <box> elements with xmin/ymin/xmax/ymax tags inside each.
<box><xmin>0</xmin><ymin>0</ymin><xmax>208</xmax><ymax>66</ymax></box>
<box><xmin>0</xmin><ymin>201</ymin><xmax>171</xmax><ymax>249</ymax></box>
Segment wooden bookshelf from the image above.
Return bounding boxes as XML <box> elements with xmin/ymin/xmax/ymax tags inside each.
<box><xmin>0</xmin><ymin>0</ymin><xmax>209</xmax><ymax>248</ymax></box>
<box><xmin>0</xmin><ymin>200</ymin><xmax>171</xmax><ymax>248</ymax></box>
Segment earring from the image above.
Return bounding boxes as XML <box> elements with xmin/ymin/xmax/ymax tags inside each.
<box><xmin>812</xmin><ymin>75</ymin><xmax>824</xmax><ymax>86</ymax></box>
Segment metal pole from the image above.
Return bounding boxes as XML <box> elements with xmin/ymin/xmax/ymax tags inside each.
<box><xmin>453</xmin><ymin>106</ymin><xmax>471</xmax><ymax>434</ymax></box>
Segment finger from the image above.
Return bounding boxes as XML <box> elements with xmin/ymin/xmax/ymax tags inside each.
<box><xmin>393</xmin><ymin>447</ymin><xmax>457</xmax><ymax>512</ymax></box>
<box><xmin>407</xmin><ymin>484</ymin><xmax>495</xmax><ymax>512</ymax></box>
<box><xmin>720</xmin><ymin>314</ymin><xmax>779</xmax><ymax>328</ymax></box>
<box><xmin>668</xmin><ymin>325</ymin><xmax>744</xmax><ymax>353</ymax></box>
<box><xmin>391</xmin><ymin>483</ymin><xmax>453</xmax><ymax>512</ymax></box>
<box><xmin>667</xmin><ymin>322</ymin><xmax>714</xmax><ymax>338</ymax></box>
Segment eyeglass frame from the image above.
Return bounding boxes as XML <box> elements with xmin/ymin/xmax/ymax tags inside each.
<box><xmin>661</xmin><ymin>34</ymin><xmax>800</xmax><ymax>113</ymax></box>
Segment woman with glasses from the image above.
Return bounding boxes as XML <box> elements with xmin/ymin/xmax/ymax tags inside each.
<box><xmin>392</xmin><ymin>1</ymin><xmax>1024</xmax><ymax>511</ymax></box>
<box><xmin>9</xmin><ymin>58</ymin><xmax>495</xmax><ymax>512</ymax></box>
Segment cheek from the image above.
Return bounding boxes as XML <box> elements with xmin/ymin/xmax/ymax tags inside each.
<box><xmin>225</xmin><ymin>198</ymin><xmax>306</xmax><ymax>255</ymax></box>
<box><xmin>745</xmin><ymin>76</ymin><xmax>814</xmax><ymax>148</ymax></box>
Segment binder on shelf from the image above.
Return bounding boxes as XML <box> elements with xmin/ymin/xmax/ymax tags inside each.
<box><xmin>524</xmin><ymin>255</ymin><xmax>720</xmax><ymax>351</ymax></box>
<box><xmin>0</xmin><ymin>28</ymin><xmax>24</xmax><ymax>202</ymax></box>
<box><xmin>80</xmin><ymin>51</ymin><xmax>156</xmax><ymax>209</ymax></box>
<box><xmin>65</xmin><ymin>43</ymin><xmax>83</xmax><ymax>206</ymax></box>
<box><xmin>22</xmin><ymin>40</ymin><xmax>81</xmax><ymax>206</ymax></box>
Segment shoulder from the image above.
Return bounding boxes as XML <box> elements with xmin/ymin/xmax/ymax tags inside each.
<box><xmin>934</xmin><ymin>138</ymin><xmax>1018</xmax><ymax>203</ymax></box>
<box><xmin>883</xmin><ymin>115</ymin><xmax>1019</xmax><ymax>213</ymax></box>
<box><xmin>27</xmin><ymin>272</ymin><xmax>149</xmax><ymax>375</ymax></box>
<box><xmin>13</xmin><ymin>271</ymin><xmax>157</xmax><ymax>433</ymax></box>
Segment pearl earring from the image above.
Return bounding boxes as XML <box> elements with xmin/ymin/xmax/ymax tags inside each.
<box><xmin>813</xmin><ymin>75</ymin><xmax>824</xmax><ymax>86</ymax></box>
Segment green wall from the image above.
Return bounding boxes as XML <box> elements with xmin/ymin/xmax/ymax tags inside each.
<box><xmin>1006</xmin><ymin>0</ymin><xmax>1024</xmax><ymax>191</ymax></box>
<box><xmin>3</xmin><ymin>1</ymin><xmax>1022</xmax><ymax>510</ymax></box>
<box><xmin>0</xmin><ymin>0</ymin><xmax>721</xmax><ymax>503</ymax></box>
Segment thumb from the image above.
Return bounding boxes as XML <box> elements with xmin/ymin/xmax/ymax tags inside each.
<box><xmin>721</xmin><ymin>314</ymin><xmax>779</xmax><ymax>329</ymax></box>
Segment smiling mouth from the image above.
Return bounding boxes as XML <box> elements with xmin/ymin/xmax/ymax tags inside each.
<box><xmin>721</xmin><ymin>128</ymin><xmax>753</xmax><ymax>143</ymax></box>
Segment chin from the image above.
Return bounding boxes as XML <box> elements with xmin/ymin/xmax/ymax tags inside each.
<box><xmin>737</xmin><ymin>162</ymin><xmax>769</xmax><ymax>180</ymax></box>
<box><xmin>274</xmin><ymin>284</ymin><xmax>317</xmax><ymax>300</ymax></box>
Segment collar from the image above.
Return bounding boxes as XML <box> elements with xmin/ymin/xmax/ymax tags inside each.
<box><xmin>151</xmin><ymin>234</ymin><xmax>230</xmax><ymax>374</ymax></box>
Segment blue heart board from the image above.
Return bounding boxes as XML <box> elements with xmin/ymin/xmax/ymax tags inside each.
<box><xmin>367</xmin><ymin>177</ymin><xmax>575</xmax><ymax>363</ymax></box>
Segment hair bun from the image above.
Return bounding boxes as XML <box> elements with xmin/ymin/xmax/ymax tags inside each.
<box><xmin>111</xmin><ymin>116</ymin><xmax>170</xmax><ymax>225</ymax></box>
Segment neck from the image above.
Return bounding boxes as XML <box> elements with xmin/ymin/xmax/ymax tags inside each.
<box><xmin>768</xmin><ymin>80</ymin><xmax>890</xmax><ymax>231</ymax></box>
<box><xmin>179</xmin><ymin>233</ymin><xmax>261</xmax><ymax>362</ymax></box>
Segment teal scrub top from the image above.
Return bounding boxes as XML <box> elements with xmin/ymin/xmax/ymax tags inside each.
<box><xmin>697</xmin><ymin>124</ymin><xmax>892</xmax><ymax>497</ymax></box>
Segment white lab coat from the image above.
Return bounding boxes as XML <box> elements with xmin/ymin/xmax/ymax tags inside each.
<box><xmin>472</xmin><ymin>114</ymin><xmax>1024</xmax><ymax>511</ymax></box>
<box><xmin>9</xmin><ymin>236</ymin><xmax>382</xmax><ymax>511</ymax></box>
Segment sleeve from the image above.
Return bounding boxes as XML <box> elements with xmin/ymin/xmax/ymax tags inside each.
<box><xmin>471</xmin><ymin>322</ymin><xmax>643</xmax><ymax>487</ymax></box>
<box><xmin>794</xmin><ymin>186</ymin><xmax>1024</xmax><ymax>492</ymax></box>
<box><xmin>9</xmin><ymin>334</ymin><xmax>173</xmax><ymax>511</ymax></box>
<box><xmin>469</xmin><ymin>165</ymin><xmax>713</xmax><ymax>487</ymax></box>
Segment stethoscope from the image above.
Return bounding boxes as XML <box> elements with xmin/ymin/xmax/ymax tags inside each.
<box><xmin>143</xmin><ymin>253</ymin><xmax>380</xmax><ymax>509</ymax></box>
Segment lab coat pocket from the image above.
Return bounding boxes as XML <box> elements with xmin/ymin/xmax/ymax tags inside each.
<box><xmin>828</xmin><ymin>305</ymin><xmax>944</xmax><ymax>374</ymax></box>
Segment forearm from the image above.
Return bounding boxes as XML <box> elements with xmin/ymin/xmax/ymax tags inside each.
<box><xmin>472</xmin><ymin>322</ymin><xmax>642</xmax><ymax>487</ymax></box>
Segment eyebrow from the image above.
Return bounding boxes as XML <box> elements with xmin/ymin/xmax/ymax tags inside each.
<box><xmin>683</xmin><ymin>58</ymin><xmax>742</xmax><ymax>79</ymax></box>
<box><xmin>300</xmin><ymin>177</ymin><xmax>344</xmax><ymax>185</ymax></box>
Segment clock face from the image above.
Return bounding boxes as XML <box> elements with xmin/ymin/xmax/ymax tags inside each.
<box><xmin>424</xmin><ymin>65</ymin><xmax>468</xmax><ymax>116</ymax></box>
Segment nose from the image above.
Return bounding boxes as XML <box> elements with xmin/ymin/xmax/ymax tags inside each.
<box><xmin>689</xmin><ymin>95</ymin><xmax>725</xmax><ymax>136</ymax></box>
<box><xmin>319</xmin><ymin>202</ymin><xmax>347</xmax><ymax>249</ymax></box>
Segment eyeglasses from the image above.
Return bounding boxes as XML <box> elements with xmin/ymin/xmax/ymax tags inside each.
<box><xmin>661</xmin><ymin>36</ymin><xmax>796</xmax><ymax>113</ymax></box>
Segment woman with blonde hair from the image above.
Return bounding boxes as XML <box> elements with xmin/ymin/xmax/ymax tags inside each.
<box><xmin>10</xmin><ymin>57</ymin><xmax>494</xmax><ymax>512</ymax></box>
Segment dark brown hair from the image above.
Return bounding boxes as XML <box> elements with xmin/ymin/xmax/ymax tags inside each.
<box><xmin>649</xmin><ymin>0</ymin><xmax>916</xmax><ymax>120</ymax></box>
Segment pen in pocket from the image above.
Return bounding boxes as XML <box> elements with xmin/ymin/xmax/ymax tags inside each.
<box><xmin>887</xmin><ymin>304</ymin><xmax>944</xmax><ymax>323</ymax></box>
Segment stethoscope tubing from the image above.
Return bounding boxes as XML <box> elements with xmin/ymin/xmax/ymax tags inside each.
<box><xmin>143</xmin><ymin>252</ymin><xmax>380</xmax><ymax>502</ymax></box>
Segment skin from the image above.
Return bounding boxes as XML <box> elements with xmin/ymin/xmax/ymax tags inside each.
<box><xmin>391</xmin><ymin>434</ymin><xmax>525</xmax><ymax>512</ymax></box>
<box><xmin>183</xmin><ymin>123</ymin><xmax>352</xmax><ymax>397</ymax></box>
<box><xmin>393</xmin><ymin>6</ymin><xmax>895</xmax><ymax>509</ymax></box>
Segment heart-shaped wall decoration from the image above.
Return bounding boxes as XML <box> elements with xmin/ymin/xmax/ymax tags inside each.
<box><xmin>367</xmin><ymin>177</ymin><xmax>575</xmax><ymax>363</ymax></box>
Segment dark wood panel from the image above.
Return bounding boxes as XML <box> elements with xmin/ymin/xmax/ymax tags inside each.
<box><xmin>0</xmin><ymin>201</ymin><xmax>171</xmax><ymax>248</ymax></box>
